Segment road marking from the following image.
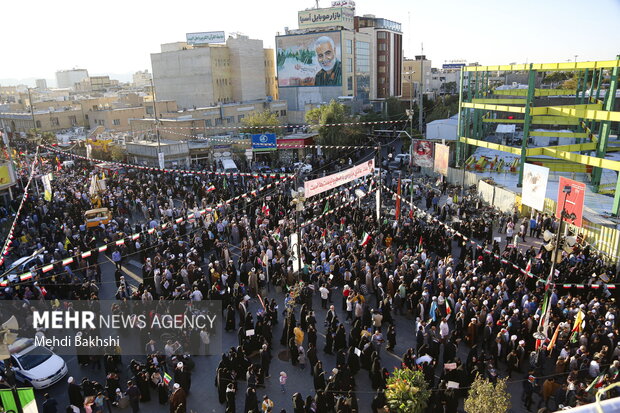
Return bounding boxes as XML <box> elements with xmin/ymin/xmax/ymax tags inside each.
<box><xmin>104</xmin><ymin>256</ymin><xmax>143</xmax><ymax>285</ymax></box>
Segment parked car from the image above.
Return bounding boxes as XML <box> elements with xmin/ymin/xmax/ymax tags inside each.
<box><xmin>3</xmin><ymin>255</ymin><xmax>40</xmax><ymax>283</ymax></box>
<box><xmin>293</xmin><ymin>162</ymin><xmax>313</xmax><ymax>174</ymax></box>
<box><xmin>388</xmin><ymin>154</ymin><xmax>411</xmax><ymax>170</ymax></box>
<box><xmin>0</xmin><ymin>338</ymin><xmax>68</xmax><ymax>389</ymax></box>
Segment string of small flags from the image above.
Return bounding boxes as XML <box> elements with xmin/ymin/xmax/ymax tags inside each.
<box><xmin>382</xmin><ymin>185</ymin><xmax>616</xmax><ymax>290</ymax></box>
<box><xmin>41</xmin><ymin>145</ymin><xmax>295</xmax><ymax>179</ymax></box>
<box><xmin>0</xmin><ymin>147</ymin><xmax>40</xmax><ymax>267</ymax></box>
<box><xmin>4</xmin><ymin>177</ymin><xmax>291</xmax><ymax>286</ymax></box>
<box><xmin>150</xmin><ymin>119</ymin><xmax>407</xmax><ymax>131</ymax></box>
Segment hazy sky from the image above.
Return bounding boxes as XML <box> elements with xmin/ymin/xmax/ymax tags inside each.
<box><xmin>2</xmin><ymin>0</ymin><xmax>619</xmax><ymax>85</ymax></box>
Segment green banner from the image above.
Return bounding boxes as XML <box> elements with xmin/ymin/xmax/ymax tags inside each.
<box><xmin>0</xmin><ymin>387</ymin><xmax>37</xmax><ymax>413</ymax></box>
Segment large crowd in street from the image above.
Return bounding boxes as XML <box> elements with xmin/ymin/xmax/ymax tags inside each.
<box><xmin>0</xmin><ymin>141</ymin><xmax>618</xmax><ymax>413</ymax></box>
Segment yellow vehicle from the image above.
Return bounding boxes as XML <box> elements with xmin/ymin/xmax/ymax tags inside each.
<box><xmin>84</xmin><ymin>208</ymin><xmax>111</xmax><ymax>228</ymax></box>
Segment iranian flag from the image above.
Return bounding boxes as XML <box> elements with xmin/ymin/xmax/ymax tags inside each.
<box><xmin>360</xmin><ymin>232</ymin><xmax>371</xmax><ymax>246</ymax></box>
<box><xmin>525</xmin><ymin>259</ymin><xmax>532</xmax><ymax>273</ymax></box>
<box><xmin>417</xmin><ymin>236</ymin><xmax>423</xmax><ymax>253</ymax></box>
<box><xmin>272</xmin><ymin>228</ymin><xmax>281</xmax><ymax>242</ymax></box>
<box><xmin>163</xmin><ymin>372</ymin><xmax>172</xmax><ymax>385</ymax></box>
<box><xmin>206</xmin><ymin>185</ymin><xmax>216</xmax><ymax>192</ymax></box>
<box><xmin>262</xmin><ymin>202</ymin><xmax>270</xmax><ymax>216</ymax></box>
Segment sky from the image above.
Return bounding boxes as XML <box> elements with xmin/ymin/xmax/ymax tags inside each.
<box><xmin>2</xmin><ymin>0</ymin><xmax>619</xmax><ymax>86</ymax></box>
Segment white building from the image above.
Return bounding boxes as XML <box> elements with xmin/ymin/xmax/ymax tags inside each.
<box><xmin>132</xmin><ymin>70</ymin><xmax>152</xmax><ymax>88</ymax></box>
<box><xmin>150</xmin><ymin>34</ymin><xmax>276</xmax><ymax>110</ymax></box>
<box><xmin>55</xmin><ymin>69</ymin><xmax>89</xmax><ymax>89</ymax></box>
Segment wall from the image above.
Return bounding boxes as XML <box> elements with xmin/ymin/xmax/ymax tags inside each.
<box><xmin>227</xmin><ymin>36</ymin><xmax>267</xmax><ymax>102</ymax></box>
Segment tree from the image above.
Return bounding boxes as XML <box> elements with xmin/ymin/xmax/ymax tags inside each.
<box><xmin>240</xmin><ymin>111</ymin><xmax>280</xmax><ymax>135</ymax></box>
<box><xmin>562</xmin><ymin>77</ymin><xmax>578</xmax><ymax>90</ymax></box>
<box><xmin>385</xmin><ymin>368</ymin><xmax>431</xmax><ymax>413</ymax></box>
<box><xmin>109</xmin><ymin>145</ymin><xmax>126</xmax><ymax>162</ymax></box>
<box><xmin>426</xmin><ymin>95</ymin><xmax>459</xmax><ymax>123</ymax></box>
<box><xmin>27</xmin><ymin>129</ymin><xmax>56</xmax><ymax>145</ymax></box>
<box><xmin>386</xmin><ymin>96</ymin><xmax>406</xmax><ymax>121</ymax></box>
<box><xmin>305</xmin><ymin>100</ymin><xmax>364</xmax><ymax>150</ymax></box>
<box><xmin>441</xmin><ymin>81</ymin><xmax>457</xmax><ymax>95</ymax></box>
<box><xmin>464</xmin><ymin>375</ymin><xmax>511</xmax><ymax>413</ymax></box>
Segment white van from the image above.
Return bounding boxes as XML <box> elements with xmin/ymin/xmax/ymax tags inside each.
<box><xmin>221</xmin><ymin>158</ymin><xmax>239</xmax><ymax>174</ymax></box>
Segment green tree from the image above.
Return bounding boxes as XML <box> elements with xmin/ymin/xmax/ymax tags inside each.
<box><xmin>109</xmin><ymin>145</ymin><xmax>126</xmax><ymax>162</ymax></box>
<box><xmin>240</xmin><ymin>111</ymin><xmax>281</xmax><ymax>135</ymax></box>
<box><xmin>562</xmin><ymin>77</ymin><xmax>578</xmax><ymax>90</ymax></box>
<box><xmin>441</xmin><ymin>81</ymin><xmax>457</xmax><ymax>95</ymax></box>
<box><xmin>305</xmin><ymin>100</ymin><xmax>363</xmax><ymax>150</ymax></box>
<box><xmin>27</xmin><ymin>129</ymin><xmax>57</xmax><ymax>145</ymax></box>
<box><xmin>426</xmin><ymin>95</ymin><xmax>459</xmax><ymax>123</ymax></box>
<box><xmin>385</xmin><ymin>368</ymin><xmax>431</xmax><ymax>413</ymax></box>
<box><xmin>464</xmin><ymin>375</ymin><xmax>511</xmax><ymax>413</ymax></box>
<box><xmin>386</xmin><ymin>96</ymin><xmax>406</xmax><ymax>121</ymax></box>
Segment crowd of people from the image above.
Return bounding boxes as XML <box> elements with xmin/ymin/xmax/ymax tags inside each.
<box><xmin>1</xmin><ymin>141</ymin><xmax>619</xmax><ymax>413</ymax></box>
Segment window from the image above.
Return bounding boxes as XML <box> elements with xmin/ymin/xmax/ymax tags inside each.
<box><xmin>237</xmin><ymin>114</ymin><xmax>244</xmax><ymax>122</ymax></box>
<box><xmin>378</xmin><ymin>66</ymin><xmax>386</xmax><ymax>73</ymax></box>
<box><xmin>51</xmin><ymin>117</ymin><xmax>59</xmax><ymax>126</ymax></box>
<box><xmin>113</xmin><ymin>119</ymin><xmax>121</xmax><ymax>126</ymax></box>
<box><xmin>346</xmin><ymin>39</ymin><xmax>353</xmax><ymax>54</ymax></box>
<box><xmin>347</xmin><ymin>76</ymin><xmax>353</xmax><ymax>90</ymax></box>
<box><xmin>205</xmin><ymin>119</ymin><xmax>212</xmax><ymax>127</ymax></box>
<box><xmin>347</xmin><ymin>58</ymin><xmax>353</xmax><ymax>72</ymax></box>
<box><xmin>280</xmin><ymin>110</ymin><xmax>287</xmax><ymax>116</ymax></box>
<box><xmin>377</xmin><ymin>31</ymin><xmax>387</xmax><ymax>39</ymax></box>
<box><xmin>35</xmin><ymin>120</ymin><xmax>41</xmax><ymax>128</ymax></box>
<box><xmin>378</xmin><ymin>55</ymin><xmax>386</xmax><ymax>62</ymax></box>
<box><xmin>215</xmin><ymin>118</ymin><xmax>222</xmax><ymax>126</ymax></box>
<box><xmin>69</xmin><ymin>115</ymin><xmax>77</xmax><ymax>126</ymax></box>
<box><xmin>378</xmin><ymin>44</ymin><xmax>387</xmax><ymax>51</ymax></box>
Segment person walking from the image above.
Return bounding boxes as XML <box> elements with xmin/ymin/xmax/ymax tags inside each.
<box><xmin>125</xmin><ymin>380</ymin><xmax>141</xmax><ymax>413</ymax></box>
<box><xmin>279</xmin><ymin>371</ymin><xmax>287</xmax><ymax>392</ymax></box>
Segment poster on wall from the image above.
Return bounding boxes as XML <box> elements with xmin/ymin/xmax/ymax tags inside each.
<box><xmin>412</xmin><ymin>141</ymin><xmax>434</xmax><ymax>168</ymax></box>
<box><xmin>276</xmin><ymin>31</ymin><xmax>342</xmax><ymax>87</ymax></box>
<box><xmin>556</xmin><ymin>177</ymin><xmax>586</xmax><ymax>227</ymax></box>
<box><xmin>434</xmin><ymin>143</ymin><xmax>450</xmax><ymax>176</ymax></box>
<box><xmin>521</xmin><ymin>163</ymin><xmax>549</xmax><ymax>211</ymax></box>
<box><xmin>0</xmin><ymin>163</ymin><xmax>16</xmax><ymax>189</ymax></box>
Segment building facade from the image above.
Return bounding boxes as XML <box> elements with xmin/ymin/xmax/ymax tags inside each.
<box><xmin>35</xmin><ymin>79</ymin><xmax>48</xmax><ymax>90</ymax></box>
<box><xmin>356</xmin><ymin>15</ymin><xmax>402</xmax><ymax>99</ymax></box>
<box><xmin>277</xmin><ymin>4</ymin><xmax>402</xmax><ymax>122</ymax></box>
<box><xmin>55</xmin><ymin>69</ymin><xmax>89</xmax><ymax>89</ymax></box>
<box><xmin>133</xmin><ymin>70</ymin><xmax>152</xmax><ymax>88</ymax></box>
<box><xmin>402</xmin><ymin>56</ymin><xmax>432</xmax><ymax>101</ymax></box>
<box><xmin>150</xmin><ymin>34</ymin><xmax>277</xmax><ymax>110</ymax></box>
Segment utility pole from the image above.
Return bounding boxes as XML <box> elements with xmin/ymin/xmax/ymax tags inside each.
<box><xmin>419</xmin><ymin>43</ymin><xmax>424</xmax><ymax>136</ymax></box>
<box><xmin>150</xmin><ymin>78</ymin><xmax>163</xmax><ymax>168</ymax></box>
<box><xmin>27</xmin><ymin>88</ymin><xmax>37</xmax><ymax>138</ymax></box>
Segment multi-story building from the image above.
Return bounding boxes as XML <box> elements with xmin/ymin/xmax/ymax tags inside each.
<box><xmin>35</xmin><ymin>79</ymin><xmax>48</xmax><ymax>90</ymax></box>
<box><xmin>150</xmin><ymin>34</ymin><xmax>278</xmax><ymax>110</ymax></box>
<box><xmin>129</xmin><ymin>98</ymin><xmax>288</xmax><ymax>140</ymax></box>
<box><xmin>277</xmin><ymin>3</ymin><xmax>402</xmax><ymax>122</ymax></box>
<box><xmin>355</xmin><ymin>15</ymin><xmax>402</xmax><ymax>99</ymax></box>
<box><xmin>402</xmin><ymin>55</ymin><xmax>432</xmax><ymax>101</ymax></box>
<box><xmin>55</xmin><ymin>69</ymin><xmax>89</xmax><ymax>89</ymax></box>
<box><xmin>133</xmin><ymin>70</ymin><xmax>152</xmax><ymax>88</ymax></box>
<box><xmin>75</xmin><ymin>76</ymin><xmax>118</xmax><ymax>92</ymax></box>
<box><xmin>0</xmin><ymin>106</ymin><xmax>86</xmax><ymax>134</ymax></box>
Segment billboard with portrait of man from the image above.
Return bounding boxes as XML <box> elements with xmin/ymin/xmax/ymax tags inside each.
<box><xmin>276</xmin><ymin>31</ymin><xmax>342</xmax><ymax>87</ymax></box>
<box><xmin>412</xmin><ymin>141</ymin><xmax>434</xmax><ymax>168</ymax></box>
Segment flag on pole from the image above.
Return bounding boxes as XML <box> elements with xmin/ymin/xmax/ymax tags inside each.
<box><xmin>262</xmin><ymin>202</ymin><xmax>270</xmax><ymax>216</ymax></box>
<box><xmin>163</xmin><ymin>372</ymin><xmax>172</xmax><ymax>385</ymax></box>
<box><xmin>272</xmin><ymin>228</ymin><xmax>281</xmax><ymax>242</ymax></box>
<box><xmin>213</xmin><ymin>209</ymin><xmax>219</xmax><ymax>222</ymax></box>
<box><xmin>417</xmin><ymin>236</ymin><xmax>423</xmax><ymax>253</ymax></box>
<box><xmin>360</xmin><ymin>232</ymin><xmax>371</xmax><ymax>246</ymax></box>
<box><xmin>395</xmin><ymin>176</ymin><xmax>402</xmax><ymax>220</ymax></box>
<box><xmin>322</xmin><ymin>200</ymin><xmax>329</xmax><ymax>215</ymax></box>
<box><xmin>547</xmin><ymin>323</ymin><xmax>561</xmax><ymax>352</ymax></box>
<box><xmin>206</xmin><ymin>185</ymin><xmax>216</xmax><ymax>192</ymax></box>
<box><xmin>525</xmin><ymin>259</ymin><xmax>532</xmax><ymax>274</ymax></box>
<box><xmin>585</xmin><ymin>374</ymin><xmax>605</xmax><ymax>393</ymax></box>
<box><xmin>570</xmin><ymin>309</ymin><xmax>585</xmax><ymax>342</ymax></box>
<box><xmin>55</xmin><ymin>156</ymin><xmax>62</xmax><ymax>171</ymax></box>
